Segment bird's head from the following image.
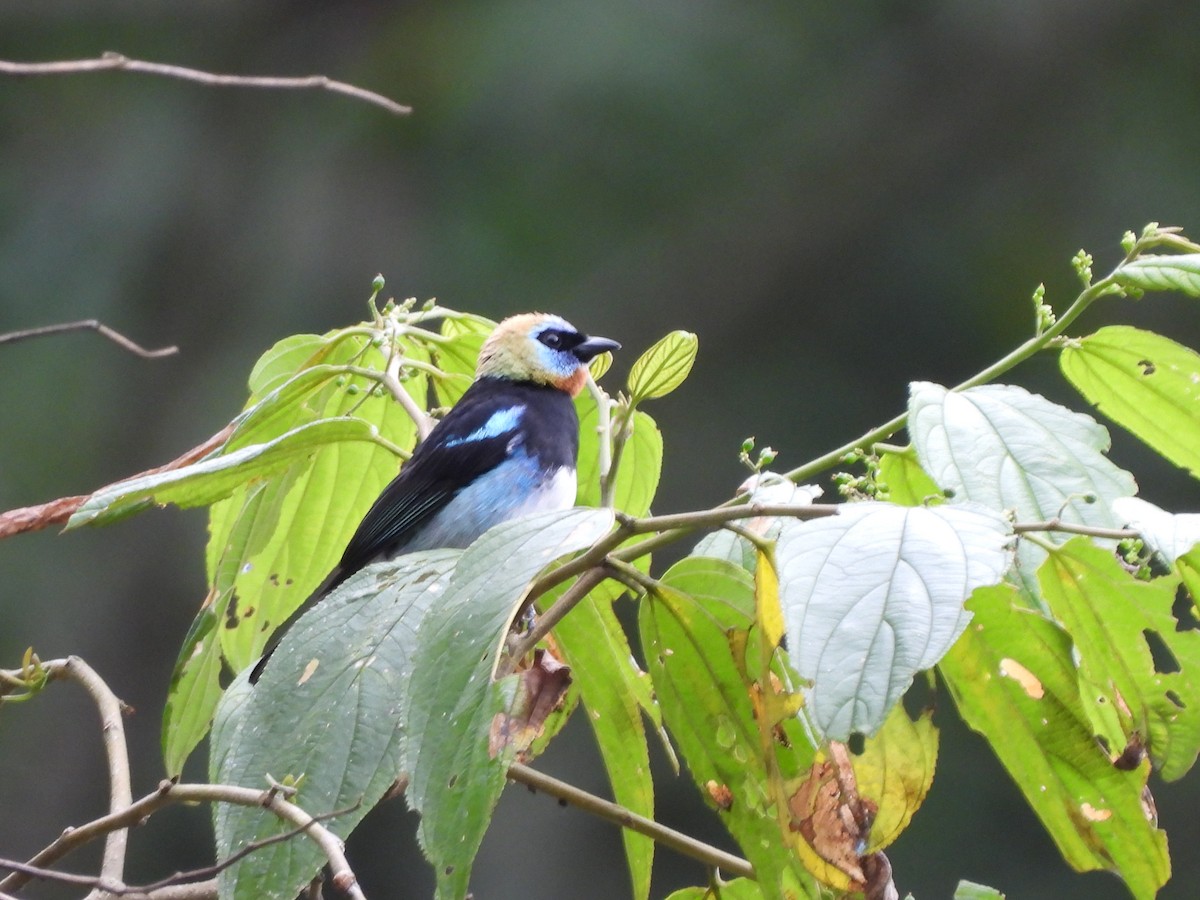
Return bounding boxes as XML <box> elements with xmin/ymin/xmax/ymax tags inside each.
<box><xmin>475</xmin><ymin>313</ymin><xmax>620</xmax><ymax>396</ymax></box>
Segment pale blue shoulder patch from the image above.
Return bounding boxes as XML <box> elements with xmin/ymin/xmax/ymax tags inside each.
<box><xmin>444</xmin><ymin>405</ymin><xmax>525</xmax><ymax>447</ymax></box>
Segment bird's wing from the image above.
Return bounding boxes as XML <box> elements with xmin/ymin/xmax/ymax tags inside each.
<box><xmin>249</xmin><ymin>398</ymin><xmax>525</xmax><ymax>685</ymax></box>
<box><xmin>334</xmin><ymin>399</ymin><xmax>526</xmax><ymax>578</ymax></box>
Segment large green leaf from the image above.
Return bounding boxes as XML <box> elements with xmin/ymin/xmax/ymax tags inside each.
<box><xmin>552</xmin><ymin>387</ymin><xmax>662</xmax><ymax>900</ymax></box>
<box><xmin>1060</xmin><ymin>326</ymin><xmax>1200</xmax><ymax>477</ymax></box>
<box><xmin>640</xmin><ymin>556</ymin><xmax>818</xmax><ymax>899</ymax></box>
<box><xmin>1040</xmin><ymin>539</ymin><xmax>1200</xmax><ymax>781</ymax></box>
<box><xmin>211</xmin><ymin>550</ymin><xmax>460</xmax><ymax>900</ymax></box>
<box><xmin>775</xmin><ymin>502</ymin><xmax>1011</xmax><ymax>740</ymax></box>
<box><xmin>1114</xmin><ymin>253</ymin><xmax>1200</xmax><ymax>296</ymax></box>
<box><xmin>161</xmin><ymin>329</ymin><xmax>429</xmax><ymax>772</ymax></box>
<box><xmin>939</xmin><ymin>584</ymin><xmax>1169</xmax><ymax>899</ymax></box>
<box><xmin>547</xmin><ymin>578</ymin><xmax>655</xmax><ymax>900</ymax></box>
<box><xmin>403</xmin><ymin>508</ymin><xmax>614</xmax><ymax>900</ymax></box>
<box><xmin>909</xmin><ymin>381</ymin><xmax>1136</xmax><ymax>599</ymax></box>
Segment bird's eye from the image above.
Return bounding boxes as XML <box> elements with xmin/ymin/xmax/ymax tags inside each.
<box><xmin>538</xmin><ymin>330</ymin><xmax>564</xmax><ymax>350</ymax></box>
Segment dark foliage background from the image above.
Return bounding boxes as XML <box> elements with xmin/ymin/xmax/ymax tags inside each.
<box><xmin>3</xmin><ymin>2</ymin><xmax>1200</xmax><ymax>898</ymax></box>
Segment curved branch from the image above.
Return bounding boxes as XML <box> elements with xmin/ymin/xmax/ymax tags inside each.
<box><xmin>0</xmin><ymin>52</ymin><xmax>411</xmax><ymax>116</ymax></box>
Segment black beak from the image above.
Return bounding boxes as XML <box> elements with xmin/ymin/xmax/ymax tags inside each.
<box><xmin>573</xmin><ymin>335</ymin><xmax>621</xmax><ymax>362</ymax></box>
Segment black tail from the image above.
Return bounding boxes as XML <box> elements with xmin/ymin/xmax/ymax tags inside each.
<box><xmin>248</xmin><ymin>564</ymin><xmax>346</xmax><ymax>684</ymax></box>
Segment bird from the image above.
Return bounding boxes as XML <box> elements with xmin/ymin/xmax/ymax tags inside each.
<box><xmin>249</xmin><ymin>312</ymin><xmax>619</xmax><ymax>682</ymax></box>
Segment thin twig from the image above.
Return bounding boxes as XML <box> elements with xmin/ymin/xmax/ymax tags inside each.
<box><xmin>507</xmin><ymin>763</ymin><xmax>754</xmax><ymax>880</ymax></box>
<box><xmin>500</xmin><ymin>567</ymin><xmax>610</xmax><ymax>677</ymax></box>
<box><xmin>1012</xmin><ymin>518</ymin><xmax>1138</xmax><ymax>540</ymax></box>
<box><xmin>0</xmin><ymin>319</ymin><xmax>177</xmax><ymax>358</ymax></box>
<box><xmin>0</xmin><ymin>52</ymin><xmax>411</xmax><ymax>116</ymax></box>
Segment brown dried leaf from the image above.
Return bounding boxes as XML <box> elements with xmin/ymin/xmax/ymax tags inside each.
<box><xmin>489</xmin><ymin>649</ymin><xmax>572</xmax><ymax>762</ymax></box>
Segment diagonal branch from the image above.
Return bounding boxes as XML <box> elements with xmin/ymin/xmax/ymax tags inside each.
<box><xmin>508</xmin><ymin>763</ymin><xmax>754</xmax><ymax>880</ymax></box>
<box><xmin>0</xmin><ymin>52</ymin><xmax>411</xmax><ymax>116</ymax></box>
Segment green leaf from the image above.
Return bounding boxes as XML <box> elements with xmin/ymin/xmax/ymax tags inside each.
<box><xmin>66</xmin><ymin>417</ymin><xmax>386</xmax><ymax>529</ymax></box>
<box><xmin>852</xmin><ymin>703</ymin><xmax>939</xmax><ymax>852</ymax></box>
<box><xmin>211</xmin><ymin>551</ymin><xmax>461</xmax><ymax>900</ymax></box>
<box><xmin>161</xmin><ymin>607</ymin><xmax>225</xmax><ymax>776</ymax></box>
<box><xmin>775</xmin><ymin>503</ymin><xmax>1011</xmax><ymax>740</ymax></box>
<box><xmin>878</xmin><ymin>450</ymin><xmax>941</xmax><ymax>507</ymax></box>
<box><xmin>909</xmin><ymin>381</ymin><xmax>1135</xmax><ymax>599</ymax></box>
<box><xmin>627</xmin><ymin>330</ymin><xmax>698</xmax><ymax>403</ymax></box>
<box><xmin>165</xmin><ymin>329</ymin><xmax>427</xmax><ymax>771</ymax></box>
<box><xmin>1040</xmin><ymin>538</ymin><xmax>1200</xmax><ymax>781</ymax></box>
<box><xmin>576</xmin><ymin>398</ymin><xmax>663</xmax><ymax>515</ymax></box>
<box><xmin>953</xmin><ymin>881</ymin><xmax>1007</xmax><ymax>900</ymax></box>
<box><xmin>640</xmin><ymin>556</ymin><xmax>819</xmax><ymax>899</ymax></box>
<box><xmin>432</xmin><ymin>316</ymin><xmax>493</xmax><ymax>407</ymax></box>
<box><xmin>665</xmin><ymin>879</ymin><xmax>768</xmax><ymax>900</ymax></box>
<box><xmin>404</xmin><ymin>508</ymin><xmax>614</xmax><ymax>900</ymax></box>
<box><xmin>247</xmin><ymin>332</ymin><xmax>337</xmax><ymax>395</ymax></box>
<box><xmin>1060</xmin><ymin>326</ymin><xmax>1200</xmax><ymax>477</ymax></box>
<box><xmin>548</xmin><ymin>578</ymin><xmax>655</xmax><ymax>900</ymax></box>
<box><xmin>939</xmin><ymin>584</ymin><xmax>1169</xmax><ymax>899</ymax></box>
<box><xmin>1114</xmin><ymin>253</ymin><xmax>1200</xmax><ymax>296</ymax></box>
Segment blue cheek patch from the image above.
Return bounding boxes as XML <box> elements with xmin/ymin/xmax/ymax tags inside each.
<box><xmin>532</xmin><ymin>342</ymin><xmax>577</xmax><ymax>378</ymax></box>
<box><xmin>444</xmin><ymin>406</ymin><xmax>525</xmax><ymax>447</ymax></box>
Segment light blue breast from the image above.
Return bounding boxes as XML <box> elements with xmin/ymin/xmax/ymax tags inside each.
<box><xmin>399</xmin><ymin>450</ymin><xmax>575</xmax><ymax>553</ymax></box>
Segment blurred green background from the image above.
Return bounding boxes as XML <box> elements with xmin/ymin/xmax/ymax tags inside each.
<box><xmin>3</xmin><ymin>2</ymin><xmax>1200</xmax><ymax>898</ymax></box>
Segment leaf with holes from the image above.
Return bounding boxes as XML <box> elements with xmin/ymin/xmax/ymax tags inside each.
<box><xmin>639</xmin><ymin>556</ymin><xmax>819</xmax><ymax>899</ymax></box>
<box><xmin>940</xmin><ymin>584</ymin><xmax>1168</xmax><ymax>899</ymax></box>
<box><xmin>1040</xmin><ymin>538</ymin><xmax>1200</xmax><ymax>781</ymax></box>
<box><xmin>160</xmin><ymin>327</ymin><xmax>428</xmax><ymax>773</ymax></box>
<box><xmin>775</xmin><ymin>502</ymin><xmax>1011</xmax><ymax>740</ymax></box>
<box><xmin>1061</xmin><ymin>326</ymin><xmax>1200</xmax><ymax>478</ymax></box>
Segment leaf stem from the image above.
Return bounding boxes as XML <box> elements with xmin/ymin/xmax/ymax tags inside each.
<box><xmin>780</xmin><ymin>267</ymin><xmax>1129</xmax><ymax>485</ymax></box>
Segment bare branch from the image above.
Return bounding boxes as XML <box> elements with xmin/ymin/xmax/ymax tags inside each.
<box><xmin>0</xmin><ymin>52</ymin><xmax>411</xmax><ymax>116</ymax></box>
<box><xmin>44</xmin><ymin>658</ymin><xmax>134</xmax><ymax>894</ymax></box>
<box><xmin>508</xmin><ymin>763</ymin><xmax>754</xmax><ymax>880</ymax></box>
<box><xmin>0</xmin><ymin>781</ymin><xmax>365</xmax><ymax>899</ymax></box>
<box><xmin>0</xmin><ymin>319</ymin><xmax>178</xmax><ymax>358</ymax></box>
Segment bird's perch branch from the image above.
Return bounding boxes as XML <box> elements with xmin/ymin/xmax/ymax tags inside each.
<box><xmin>0</xmin><ymin>52</ymin><xmax>411</xmax><ymax>116</ymax></box>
